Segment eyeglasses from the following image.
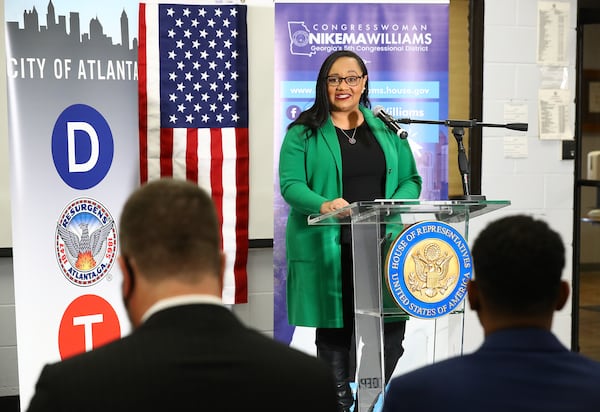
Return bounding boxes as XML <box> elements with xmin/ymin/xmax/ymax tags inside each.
<box><xmin>325</xmin><ymin>75</ymin><xmax>364</xmax><ymax>87</ymax></box>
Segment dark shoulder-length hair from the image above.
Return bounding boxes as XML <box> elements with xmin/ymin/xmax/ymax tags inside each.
<box><xmin>287</xmin><ymin>50</ymin><xmax>371</xmax><ymax>136</ymax></box>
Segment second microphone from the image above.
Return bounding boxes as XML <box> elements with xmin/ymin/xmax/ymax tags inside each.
<box><xmin>373</xmin><ymin>106</ymin><xmax>408</xmax><ymax>139</ymax></box>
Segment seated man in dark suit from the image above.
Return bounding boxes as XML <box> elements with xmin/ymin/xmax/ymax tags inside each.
<box><xmin>383</xmin><ymin>214</ymin><xmax>600</xmax><ymax>412</ymax></box>
<box><xmin>27</xmin><ymin>178</ymin><xmax>338</xmax><ymax>412</ymax></box>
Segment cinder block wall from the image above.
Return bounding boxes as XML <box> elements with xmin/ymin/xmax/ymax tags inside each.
<box><xmin>462</xmin><ymin>0</ymin><xmax>576</xmax><ymax>352</ymax></box>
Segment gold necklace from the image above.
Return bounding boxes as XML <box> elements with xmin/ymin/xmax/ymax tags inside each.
<box><xmin>334</xmin><ymin>124</ymin><xmax>357</xmax><ymax>144</ymax></box>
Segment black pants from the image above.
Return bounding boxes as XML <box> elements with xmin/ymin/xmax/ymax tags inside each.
<box><xmin>316</xmin><ymin>243</ymin><xmax>406</xmax><ymax>384</ymax></box>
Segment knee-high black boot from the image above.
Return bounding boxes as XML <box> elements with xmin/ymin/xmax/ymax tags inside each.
<box><xmin>317</xmin><ymin>347</ymin><xmax>355</xmax><ymax>412</ymax></box>
<box><xmin>359</xmin><ymin>320</ymin><xmax>407</xmax><ymax>412</ymax></box>
<box><xmin>383</xmin><ymin>320</ymin><xmax>406</xmax><ymax>384</ymax></box>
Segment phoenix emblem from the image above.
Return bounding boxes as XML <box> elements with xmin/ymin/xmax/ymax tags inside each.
<box><xmin>57</xmin><ymin>220</ymin><xmax>113</xmax><ymax>271</ymax></box>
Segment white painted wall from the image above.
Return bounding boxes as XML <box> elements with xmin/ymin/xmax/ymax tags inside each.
<box><xmin>0</xmin><ymin>258</ymin><xmax>18</xmax><ymax>397</ymax></box>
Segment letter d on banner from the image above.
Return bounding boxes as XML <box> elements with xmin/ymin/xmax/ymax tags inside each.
<box><xmin>67</xmin><ymin>121</ymin><xmax>100</xmax><ymax>172</ymax></box>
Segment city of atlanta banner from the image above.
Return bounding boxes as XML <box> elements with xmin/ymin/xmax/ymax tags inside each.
<box><xmin>5</xmin><ymin>1</ymin><xmax>139</xmax><ymax>408</ymax></box>
<box><xmin>273</xmin><ymin>1</ymin><xmax>450</xmax><ymax>354</ymax></box>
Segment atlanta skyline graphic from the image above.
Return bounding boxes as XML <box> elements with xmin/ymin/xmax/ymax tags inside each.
<box><xmin>6</xmin><ymin>0</ymin><xmax>138</xmax><ymax>65</ymax></box>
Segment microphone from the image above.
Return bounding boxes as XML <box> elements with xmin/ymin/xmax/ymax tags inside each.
<box><xmin>373</xmin><ymin>106</ymin><xmax>408</xmax><ymax>139</ymax></box>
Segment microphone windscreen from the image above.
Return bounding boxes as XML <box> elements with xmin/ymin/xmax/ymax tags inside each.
<box><xmin>373</xmin><ymin>106</ymin><xmax>385</xmax><ymax>116</ymax></box>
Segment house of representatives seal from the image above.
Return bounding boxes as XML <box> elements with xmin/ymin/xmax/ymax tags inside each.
<box><xmin>385</xmin><ymin>220</ymin><xmax>472</xmax><ymax>319</ymax></box>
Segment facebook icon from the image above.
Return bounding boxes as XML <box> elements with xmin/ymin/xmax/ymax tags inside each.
<box><xmin>287</xmin><ymin>105</ymin><xmax>302</xmax><ymax>121</ymax></box>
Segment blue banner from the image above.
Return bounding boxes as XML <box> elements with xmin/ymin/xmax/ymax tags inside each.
<box><xmin>273</xmin><ymin>1</ymin><xmax>449</xmax><ymax>347</ymax></box>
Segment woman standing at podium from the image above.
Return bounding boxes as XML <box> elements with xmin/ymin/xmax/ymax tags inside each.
<box><xmin>279</xmin><ymin>50</ymin><xmax>422</xmax><ymax>412</ymax></box>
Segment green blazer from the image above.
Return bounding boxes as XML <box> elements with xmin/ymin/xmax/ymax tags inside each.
<box><xmin>279</xmin><ymin>106</ymin><xmax>422</xmax><ymax>328</ymax></box>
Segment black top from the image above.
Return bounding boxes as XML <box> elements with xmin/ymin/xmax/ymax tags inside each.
<box><xmin>336</xmin><ymin>122</ymin><xmax>386</xmax><ymax>203</ymax></box>
<box><xmin>336</xmin><ymin>122</ymin><xmax>386</xmax><ymax>243</ymax></box>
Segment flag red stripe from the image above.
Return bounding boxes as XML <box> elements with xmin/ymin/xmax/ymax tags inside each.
<box><xmin>186</xmin><ymin>129</ymin><xmax>198</xmax><ymax>182</ymax></box>
<box><xmin>234</xmin><ymin>128</ymin><xmax>249</xmax><ymax>303</ymax></box>
<box><xmin>160</xmin><ymin>128</ymin><xmax>173</xmax><ymax>178</ymax></box>
<box><xmin>138</xmin><ymin>3</ymin><xmax>148</xmax><ymax>184</ymax></box>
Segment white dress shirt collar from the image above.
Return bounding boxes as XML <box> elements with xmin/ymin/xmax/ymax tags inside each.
<box><xmin>141</xmin><ymin>294</ymin><xmax>225</xmax><ymax>324</ymax></box>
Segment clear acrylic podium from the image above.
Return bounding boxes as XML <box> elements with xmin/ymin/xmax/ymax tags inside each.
<box><xmin>308</xmin><ymin>199</ymin><xmax>510</xmax><ymax>412</ymax></box>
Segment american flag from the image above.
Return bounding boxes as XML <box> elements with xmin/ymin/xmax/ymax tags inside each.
<box><xmin>138</xmin><ymin>2</ymin><xmax>249</xmax><ymax>303</ymax></box>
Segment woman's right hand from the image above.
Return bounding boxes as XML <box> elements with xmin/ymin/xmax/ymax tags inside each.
<box><xmin>320</xmin><ymin>198</ymin><xmax>350</xmax><ymax>214</ymax></box>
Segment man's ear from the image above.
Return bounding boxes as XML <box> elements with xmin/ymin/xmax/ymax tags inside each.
<box><xmin>556</xmin><ymin>280</ymin><xmax>570</xmax><ymax>311</ymax></box>
<box><xmin>467</xmin><ymin>279</ymin><xmax>480</xmax><ymax>311</ymax></box>
<box><xmin>118</xmin><ymin>256</ymin><xmax>132</xmax><ymax>298</ymax></box>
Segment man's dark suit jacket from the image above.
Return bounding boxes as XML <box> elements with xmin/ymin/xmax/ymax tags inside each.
<box><xmin>27</xmin><ymin>304</ymin><xmax>338</xmax><ymax>412</ymax></box>
<box><xmin>382</xmin><ymin>328</ymin><xmax>600</xmax><ymax>412</ymax></box>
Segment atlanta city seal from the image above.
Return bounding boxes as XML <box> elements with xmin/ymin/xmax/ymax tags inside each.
<box><xmin>55</xmin><ymin>197</ymin><xmax>117</xmax><ymax>286</ymax></box>
<box><xmin>385</xmin><ymin>220</ymin><xmax>472</xmax><ymax>319</ymax></box>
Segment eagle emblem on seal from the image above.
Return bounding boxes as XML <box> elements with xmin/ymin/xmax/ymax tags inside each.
<box><xmin>407</xmin><ymin>242</ymin><xmax>457</xmax><ymax>299</ymax></box>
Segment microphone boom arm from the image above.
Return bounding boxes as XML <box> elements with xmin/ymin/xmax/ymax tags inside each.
<box><xmin>397</xmin><ymin>118</ymin><xmax>528</xmax><ymax>200</ymax></box>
